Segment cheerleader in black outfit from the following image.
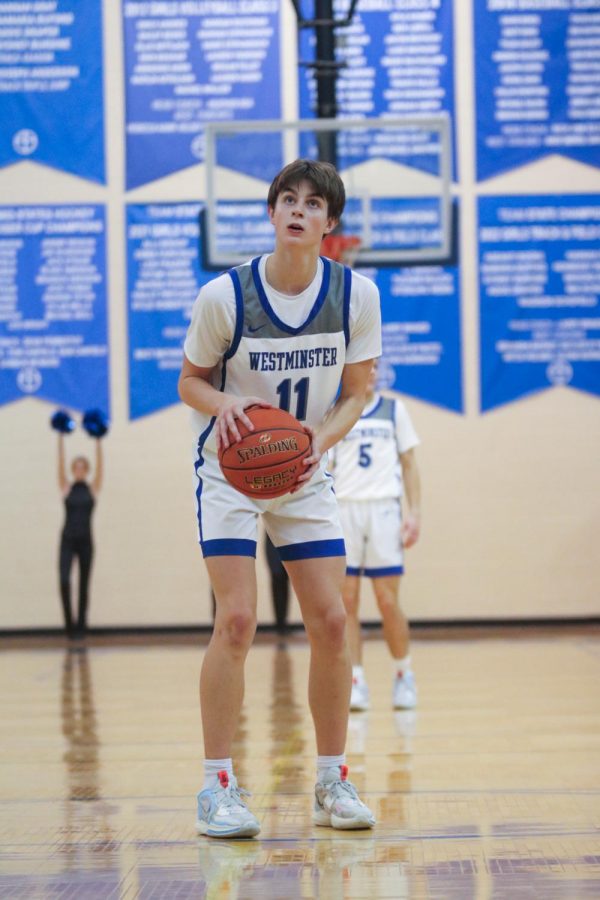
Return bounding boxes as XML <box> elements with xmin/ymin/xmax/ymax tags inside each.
<box><xmin>57</xmin><ymin>434</ymin><xmax>103</xmax><ymax>637</ymax></box>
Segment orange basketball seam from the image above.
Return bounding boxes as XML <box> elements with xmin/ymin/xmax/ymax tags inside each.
<box><xmin>218</xmin><ymin>406</ymin><xmax>311</xmax><ymax>498</ymax></box>
<box><xmin>220</xmin><ymin>450</ymin><xmax>308</xmax><ymax>472</ymax></box>
<box><xmin>220</xmin><ymin>427</ymin><xmax>310</xmax><ymax>471</ymax></box>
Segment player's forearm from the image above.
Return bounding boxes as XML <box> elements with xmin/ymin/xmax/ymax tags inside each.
<box><xmin>178</xmin><ymin>373</ymin><xmax>229</xmax><ymax>417</ymax></box>
<box><xmin>402</xmin><ymin>455</ymin><xmax>421</xmax><ymax>516</ymax></box>
<box><xmin>314</xmin><ymin>392</ymin><xmax>366</xmax><ymax>455</ymax></box>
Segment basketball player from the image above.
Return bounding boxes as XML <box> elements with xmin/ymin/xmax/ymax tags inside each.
<box><xmin>179</xmin><ymin>159</ymin><xmax>381</xmax><ymax>838</ymax></box>
<box><xmin>330</xmin><ymin>361</ymin><xmax>421</xmax><ymax>711</ymax></box>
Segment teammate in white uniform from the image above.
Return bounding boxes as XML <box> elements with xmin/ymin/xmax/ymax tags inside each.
<box><xmin>179</xmin><ymin>160</ymin><xmax>381</xmax><ymax>838</ymax></box>
<box><xmin>330</xmin><ymin>362</ymin><xmax>421</xmax><ymax>711</ymax></box>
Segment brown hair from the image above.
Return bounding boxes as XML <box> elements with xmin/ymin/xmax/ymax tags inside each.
<box><xmin>267</xmin><ymin>159</ymin><xmax>346</xmax><ymax>222</ymax></box>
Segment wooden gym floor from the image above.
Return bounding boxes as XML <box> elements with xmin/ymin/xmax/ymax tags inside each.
<box><xmin>1</xmin><ymin>626</ymin><xmax>599</xmax><ymax>899</ymax></box>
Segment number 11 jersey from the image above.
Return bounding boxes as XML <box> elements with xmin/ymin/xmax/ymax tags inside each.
<box><xmin>183</xmin><ymin>254</ymin><xmax>381</xmax><ymax>454</ymax></box>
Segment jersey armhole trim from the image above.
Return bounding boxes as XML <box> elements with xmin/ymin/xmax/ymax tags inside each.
<box><xmin>225</xmin><ymin>269</ymin><xmax>244</xmax><ymax>360</ymax></box>
<box><xmin>342</xmin><ymin>264</ymin><xmax>352</xmax><ymax>347</ymax></box>
<box><xmin>362</xmin><ymin>395</ymin><xmax>384</xmax><ymax>419</ymax></box>
<box><xmin>392</xmin><ymin>400</ymin><xmax>402</xmax><ymax>456</ymax></box>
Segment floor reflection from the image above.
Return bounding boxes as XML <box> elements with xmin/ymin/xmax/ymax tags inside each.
<box><xmin>196</xmin><ymin>839</ymin><xmax>263</xmax><ymax>900</ymax></box>
<box><xmin>1</xmin><ymin>633</ymin><xmax>598</xmax><ymax>898</ymax></box>
<box><xmin>313</xmin><ymin>837</ymin><xmax>376</xmax><ymax>900</ymax></box>
<box><xmin>195</xmin><ymin>838</ymin><xmax>381</xmax><ymax>900</ymax></box>
<box><xmin>269</xmin><ymin>643</ymin><xmax>305</xmax><ymax>790</ymax></box>
<box><xmin>59</xmin><ymin>647</ymin><xmax>116</xmax><ymax>874</ymax></box>
<box><xmin>61</xmin><ymin>646</ymin><xmax>100</xmax><ymax>802</ymax></box>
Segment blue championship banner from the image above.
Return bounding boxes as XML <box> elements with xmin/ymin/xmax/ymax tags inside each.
<box><xmin>127</xmin><ymin>203</ymin><xmax>213</xmax><ymax>419</ymax></box>
<box><xmin>299</xmin><ymin>0</ymin><xmax>455</xmax><ymax>177</ymax></box>
<box><xmin>0</xmin><ymin>1</ymin><xmax>105</xmax><ymax>183</ymax></box>
<box><xmin>479</xmin><ymin>195</ymin><xmax>600</xmax><ymax>411</ymax></box>
<box><xmin>373</xmin><ymin>263</ymin><xmax>462</xmax><ymax>413</ymax></box>
<box><xmin>352</xmin><ymin>199</ymin><xmax>462</xmax><ymax>413</ymax></box>
<box><xmin>123</xmin><ymin>1</ymin><xmax>281</xmax><ymax>189</ymax></box>
<box><xmin>0</xmin><ymin>205</ymin><xmax>109</xmax><ymax>412</ymax></box>
<box><xmin>475</xmin><ymin>0</ymin><xmax>600</xmax><ymax>181</ymax></box>
<box><xmin>213</xmin><ymin>200</ymin><xmax>274</xmax><ymax>257</ymax></box>
<box><xmin>344</xmin><ymin>196</ymin><xmax>445</xmax><ymax>254</ymax></box>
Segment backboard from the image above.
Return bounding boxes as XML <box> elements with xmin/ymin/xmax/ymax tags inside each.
<box><xmin>200</xmin><ymin>115</ymin><xmax>453</xmax><ymax>270</ymax></box>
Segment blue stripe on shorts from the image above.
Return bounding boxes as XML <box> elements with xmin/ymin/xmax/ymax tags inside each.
<box><xmin>362</xmin><ymin>565</ymin><xmax>404</xmax><ymax>577</ymax></box>
<box><xmin>278</xmin><ymin>538</ymin><xmax>345</xmax><ymax>561</ymax></box>
<box><xmin>201</xmin><ymin>539</ymin><xmax>257</xmax><ymax>558</ymax></box>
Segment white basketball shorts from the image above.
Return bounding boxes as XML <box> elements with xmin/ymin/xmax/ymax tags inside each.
<box><xmin>338</xmin><ymin>497</ymin><xmax>404</xmax><ymax>577</ymax></box>
<box><xmin>194</xmin><ymin>448</ymin><xmax>345</xmax><ymax>561</ymax></box>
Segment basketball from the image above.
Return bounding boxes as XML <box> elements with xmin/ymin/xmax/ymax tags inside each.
<box><xmin>218</xmin><ymin>405</ymin><xmax>311</xmax><ymax>499</ymax></box>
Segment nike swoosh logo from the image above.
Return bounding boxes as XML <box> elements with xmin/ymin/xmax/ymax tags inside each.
<box><xmin>248</xmin><ymin>323</ymin><xmax>266</xmax><ymax>333</ymax></box>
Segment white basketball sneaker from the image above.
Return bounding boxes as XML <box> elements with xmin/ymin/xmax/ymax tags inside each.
<box><xmin>196</xmin><ymin>771</ymin><xmax>260</xmax><ymax>838</ymax></box>
<box><xmin>393</xmin><ymin>671</ymin><xmax>417</xmax><ymax>709</ymax></box>
<box><xmin>313</xmin><ymin>765</ymin><xmax>376</xmax><ymax>830</ymax></box>
<box><xmin>350</xmin><ymin>677</ymin><xmax>370</xmax><ymax>711</ymax></box>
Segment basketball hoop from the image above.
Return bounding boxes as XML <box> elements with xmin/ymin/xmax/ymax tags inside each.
<box><xmin>321</xmin><ymin>234</ymin><xmax>362</xmax><ymax>267</ymax></box>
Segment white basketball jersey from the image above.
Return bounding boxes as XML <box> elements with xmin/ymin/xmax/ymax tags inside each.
<box><xmin>330</xmin><ymin>394</ymin><xmax>419</xmax><ymax>501</ymax></box>
<box><xmin>195</xmin><ymin>255</ymin><xmax>352</xmax><ymax>454</ymax></box>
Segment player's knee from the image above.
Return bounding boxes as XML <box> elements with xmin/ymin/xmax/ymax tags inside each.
<box><xmin>218</xmin><ymin>608</ymin><xmax>256</xmax><ymax>650</ymax></box>
<box><xmin>316</xmin><ymin>606</ymin><xmax>347</xmax><ymax>650</ymax></box>
<box><xmin>342</xmin><ymin>590</ymin><xmax>360</xmax><ymax>617</ymax></box>
<box><xmin>375</xmin><ymin>589</ymin><xmax>398</xmax><ymax>615</ymax></box>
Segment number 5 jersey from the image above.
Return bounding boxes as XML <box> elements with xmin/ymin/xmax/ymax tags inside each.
<box><xmin>329</xmin><ymin>394</ymin><xmax>419</xmax><ymax>501</ymax></box>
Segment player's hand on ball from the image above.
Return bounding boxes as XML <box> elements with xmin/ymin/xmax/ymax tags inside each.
<box><xmin>215</xmin><ymin>396</ymin><xmax>272</xmax><ymax>451</ymax></box>
<box><xmin>401</xmin><ymin>513</ymin><xmax>420</xmax><ymax>549</ymax></box>
<box><xmin>290</xmin><ymin>425</ymin><xmax>322</xmax><ymax>493</ymax></box>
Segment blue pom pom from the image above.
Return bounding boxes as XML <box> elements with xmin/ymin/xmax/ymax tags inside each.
<box><xmin>82</xmin><ymin>408</ymin><xmax>109</xmax><ymax>438</ymax></box>
<box><xmin>51</xmin><ymin>410</ymin><xmax>76</xmax><ymax>434</ymax></box>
